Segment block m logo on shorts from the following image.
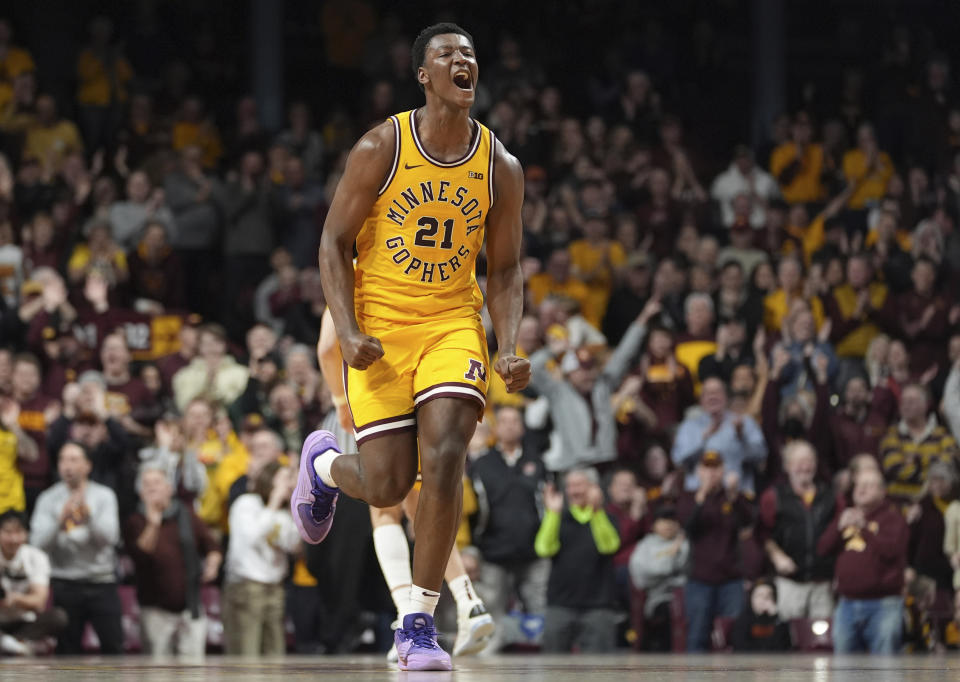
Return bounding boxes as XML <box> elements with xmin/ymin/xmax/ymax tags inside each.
<box><xmin>464</xmin><ymin>359</ymin><xmax>487</xmax><ymax>383</ymax></box>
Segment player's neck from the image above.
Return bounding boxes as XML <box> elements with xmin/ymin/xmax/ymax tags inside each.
<box><xmin>416</xmin><ymin>101</ymin><xmax>473</xmax><ymax>154</ymax></box>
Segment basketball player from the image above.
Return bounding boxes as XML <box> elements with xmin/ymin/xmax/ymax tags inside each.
<box><xmin>292</xmin><ymin>23</ymin><xmax>529</xmax><ymax>671</ymax></box>
<box><xmin>316</xmin><ymin>307</ymin><xmax>495</xmax><ymax>660</ymax></box>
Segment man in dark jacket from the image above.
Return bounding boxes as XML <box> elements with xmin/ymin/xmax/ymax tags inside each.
<box><xmin>535</xmin><ymin>467</ymin><xmax>620</xmax><ymax>652</ymax></box>
<box><xmin>759</xmin><ymin>440</ymin><xmax>837</xmax><ymax>620</ymax></box>
<box><xmin>677</xmin><ymin>450</ymin><xmax>755</xmax><ymax>652</ymax></box>
<box><xmin>470</xmin><ymin>406</ymin><xmax>547</xmax><ymax>649</ymax></box>
<box><xmin>817</xmin><ymin>467</ymin><xmax>908</xmax><ymax>653</ymax></box>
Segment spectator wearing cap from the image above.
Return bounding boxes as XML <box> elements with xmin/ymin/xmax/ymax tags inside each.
<box><xmin>172</xmin><ymin>323</ymin><xmax>249</xmax><ymax>412</ymax></box>
<box><xmin>906</xmin><ymin>460</ymin><xmax>957</xmax><ymax>597</ymax></box>
<box><xmin>536</xmin><ymin>467</ymin><xmax>621</xmax><ymax>653</ymax></box>
<box><xmin>763</xmin><ymin>255</ymin><xmax>825</xmax><ymax>334</ymax></box>
<box><xmin>730</xmin><ymin>579</ymin><xmax>792</xmax><ymax>652</ymax></box>
<box><xmin>528</xmin><ymin>299</ymin><xmax>657</xmax><ymax>472</ymax></box>
<box><xmin>677</xmin><ymin>451</ymin><xmax>755</xmax><ymax>652</ymax></box>
<box><xmin>123</xmin><ymin>464</ymin><xmax>221</xmax><ymax>657</ymax></box>
<box><xmin>223</xmin><ymin>460</ymin><xmax>299</xmax><ymax>656</ymax></box>
<box><xmin>30</xmin><ymin>441</ymin><xmax>122</xmax><ymax>654</ymax></box>
<box><xmin>528</xmin><ymin>250</ymin><xmax>592</xmax><ymax>323</ymax></box>
<box><xmin>674</xmin><ymin>293</ymin><xmax>718</xmax><ymax>393</ymax></box>
<box><xmin>770</xmin><ymin>111</ymin><xmax>825</xmax><ymax>204</ymax></box>
<box><xmin>759</xmin><ymin>441</ymin><xmax>837</xmax><ymax>620</ymax></box>
<box><xmin>881</xmin><ymin>383</ymin><xmax>959</xmax><ymax>502</ymax></box>
<box><xmin>672</xmin><ymin>376</ymin><xmax>767</xmax><ymax>495</ymax></box>
<box><xmin>603</xmin><ymin>251</ymin><xmax>652</xmax><ymax>346</ymax></box>
<box><xmin>567</xmin><ymin>213</ymin><xmax>626</xmax><ymax>328</ymax></box>
<box><xmin>710</xmin><ymin>145</ymin><xmax>780</xmax><ymax>230</ymax></box>
<box><xmin>825</xmin><ymin>253</ymin><xmax>889</xmax><ymax>360</ymax></box>
<box><xmin>817</xmin><ymin>467</ymin><xmax>908</xmax><ymax>653</ymax></box>
<box><xmin>10</xmin><ymin>353</ymin><xmax>58</xmax><ymax>511</ymax></box>
<box><xmin>0</xmin><ymin>510</ymin><xmax>67</xmax><ymax>656</ymax></box>
<box><xmin>627</xmin><ymin>504</ymin><xmax>688</xmax><ymax>652</ymax></box>
<box><xmin>0</xmin><ymin>393</ymin><xmax>38</xmax><ymax>514</ymax></box>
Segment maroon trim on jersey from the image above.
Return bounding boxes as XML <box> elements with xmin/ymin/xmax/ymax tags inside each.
<box><xmin>409</xmin><ymin>108</ymin><xmax>482</xmax><ymax>168</ymax></box>
<box><xmin>488</xmin><ymin>129</ymin><xmax>496</xmax><ymax>207</ymax></box>
<box><xmin>377</xmin><ymin>115</ymin><xmax>402</xmax><ymax>196</ymax></box>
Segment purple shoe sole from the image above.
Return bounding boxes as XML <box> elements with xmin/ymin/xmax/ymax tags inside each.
<box><xmin>291</xmin><ymin>430</ymin><xmax>341</xmax><ymax>545</ymax></box>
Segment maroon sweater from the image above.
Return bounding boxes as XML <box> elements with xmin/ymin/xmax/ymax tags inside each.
<box><xmin>123</xmin><ymin>506</ymin><xmax>219</xmax><ymax>613</ymax></box>
<box><xmin>605</xmin><ymin>502</ymin><xmax>645</xmax><ymax>568</ymax></box>
<box><xmin>826</xmin><ymin>384</ymin><xmax>896</xmax><ymax>469</ymax></box>
<box><xmin>678</xmin><ymin>489</ymin><xmax>755</xmax><ymax>585</ymax></box>
<box><xmin>817</xmin><ymin>499</ymin><xmax>908</xmax><ymax>600</ymax></box>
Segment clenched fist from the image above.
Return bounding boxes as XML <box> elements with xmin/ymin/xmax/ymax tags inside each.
<box><xmin>341</xmin><ymin>332</ymin><xmax>384</xmax><ymax>370</ymax></box>
<box><xmin>495</xmin><ymin>354</ymin><xmax>531</xmax><ymax>393</ymax></box>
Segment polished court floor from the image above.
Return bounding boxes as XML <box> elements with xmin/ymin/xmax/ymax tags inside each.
<box><xmin>2</xmin><ymin>654</ymin><xmax>960</xmax><ymax>681</ymax></box>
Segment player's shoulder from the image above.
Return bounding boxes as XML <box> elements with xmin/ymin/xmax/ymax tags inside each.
<box><xmin>492</xmin><ymin>136</ymin><xmax>523</xmax><ymax>192</ymax></box>
<box><xmin>349</xmin><ymin>117</ymin><xmax>398</xmax><ymax>163</ymax></box>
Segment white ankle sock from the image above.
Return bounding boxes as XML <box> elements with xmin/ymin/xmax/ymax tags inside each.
<box><xmin>448</xmin><ymin>574</ymin><xmax>479</xmax><ymax>611</ymax></box>
<box><xmin>372</xmin><ymin>524</ymin><xmax>412</xmax><ymax>616</ymax></box>
<box><xmin>312</xmin><ymin>449</ymin><xmax>343</xmax><ymax>488</ymax></box>
<box><xmin>405</xmin><ymin>584</ymin><xmax>441</xmax><ymax>618</ymax></box>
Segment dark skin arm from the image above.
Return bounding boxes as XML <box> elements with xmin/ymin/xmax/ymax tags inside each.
<box><xmin>486</xmin><ymin>140</ymin><xmax>531</xmax><ymax>393</ymax></box>
<box><xmin>317</xmin><ymin>121</ymin><xmax>394</xmax><ymax>370</ymax></box>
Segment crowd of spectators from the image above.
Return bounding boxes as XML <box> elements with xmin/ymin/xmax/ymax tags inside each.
<box><xmin>3</xmin><ymin>3</ymin><xmax>960</xmax><ymax>658</ymax></box>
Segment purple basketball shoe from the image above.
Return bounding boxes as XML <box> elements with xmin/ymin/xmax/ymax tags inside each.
<box><xmin>291</xmin><ymin>430</ymin><xmax>341</xmax><ymax>544</ymax></box>
<box><xmin>395</xmin><ymin>613</ymin><xmax>452</xmax><ymax>671</ymax></box>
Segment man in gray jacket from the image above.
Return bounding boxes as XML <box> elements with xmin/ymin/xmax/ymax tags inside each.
<box><xmin>30</xmin><ymin>441</ymin><xmax>122</xmax><ymax>654</ymax></box>
<box><xmin>529</xmin><ymin>299</ymin><xmax>661</xmax><ymax>472</ymax></box>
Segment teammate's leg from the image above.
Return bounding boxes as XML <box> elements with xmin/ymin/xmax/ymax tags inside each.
<box><xmin>370</xmin><ymin>504</ymin><xmax>411</xmax><ymax>663</ymax></box>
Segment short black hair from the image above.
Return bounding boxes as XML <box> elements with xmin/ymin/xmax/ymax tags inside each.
<box><xmin>0</xmin><ymin>509</ymin><xmax>28</xmax><ymax>532</ymax></box>
<box><xmin>411</xmin><ymin>23</ymin><xmax>475</xmax><ymax>92</ymax></box>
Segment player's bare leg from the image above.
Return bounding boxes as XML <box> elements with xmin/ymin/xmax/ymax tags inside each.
<box><xmin>403</xmin><ymin>486</ymin><xmax>495</xmax><ymax>655</ymax></box>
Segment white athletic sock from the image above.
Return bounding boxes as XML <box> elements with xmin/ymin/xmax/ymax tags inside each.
<box><xmin>406</xmin><ymin>584</ymin><xmax>441</xmax><ymax>618</ymax></box>
<box><xmin>312</xmin><ymin>449</ymin><xmax>343</xmax><ymax>488</ymax></box>
<box><xmin>448</xmin><ymin>574</ymin><xmax>480</xmax><ymax>611</ymax></box>
<box><xmin>372</xmin><ymin>524</ymin><xmax>412</xmax><ymax>617</ymax></box>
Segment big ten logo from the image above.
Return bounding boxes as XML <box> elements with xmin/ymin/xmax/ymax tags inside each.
<box><xmin>464</xmin><ymin>358</ymin><xmax>487</xmax><ymax>382</ymax></box>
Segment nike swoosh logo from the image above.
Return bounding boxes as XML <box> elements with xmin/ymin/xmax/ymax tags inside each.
<box><xmin>405</xmin><ymin>163</ymin><xmax>424</xmax><ymax>170</ymax></box>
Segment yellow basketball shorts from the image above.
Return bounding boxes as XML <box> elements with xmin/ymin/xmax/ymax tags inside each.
<box><xmin>344</xmin><ymin>318</ymin><xmax>489</xmax><ymax>446</ymax></box>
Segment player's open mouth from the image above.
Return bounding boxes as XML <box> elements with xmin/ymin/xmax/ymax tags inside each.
<box><xmin>453</xmin><ymin>71</ymin><xmax>473</xmax><ymax>91</ymax></box>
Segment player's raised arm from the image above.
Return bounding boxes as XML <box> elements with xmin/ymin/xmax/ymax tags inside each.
<box><xmin>318</xmin><ymin>121</ymin><xmax>394</xmax><ymax>370</ymax></box>
<box><xmin>485</xmin><ymin>141</ymin><xmax>530</xmax><ymax>393</ymax></box>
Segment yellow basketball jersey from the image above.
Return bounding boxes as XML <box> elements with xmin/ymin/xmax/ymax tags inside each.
<box><xmin>354</xmin><ymin>109</ymin><xmax>495</xmax><ymax>327</ymax></box>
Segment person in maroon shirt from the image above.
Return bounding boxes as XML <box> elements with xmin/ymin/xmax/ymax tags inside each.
<box><xmin>905</xmin><ymin>460</ymin><xmax>957</xmax><ymax>596</ymax></box>
<box><xmin>817</xmin><ymin>467</ymin><xmax>908</xmax><ymax>653</ymax></box>
<box><xmin>822</xmin><ymin>374</ymin><xmax>896</xmax><ymax>473</ymax></box>
<box><xmin>604</xmin><ymin>468</ymin><xmax>647</xmax><ymax>610</ymax></box>
<box><xmin>123</xmin><ymin>465</ymin><xmax>221</xmax><ymax>656</ymax></box>
<box><xmin>635</xmin><ymin>326</ymin><xmax>695</xmax><ymax>442</ymax></box>
<box><xmin>21</xmin><ymin>212</ymin><xmax>64</xmax><ymax>273</ymax></box>
<box><xmin>894</xmin><ymin>257</ymin><xmax>954</xmax><ymax>375</ymax></box>
<box><xmin>72</xmin><ymin>270</ymin><xmax>129</xmax><ymax>362</ymax></box>
<box><xmin>100</xmin><ymin>332</ymin><xmax>157</xmax><ymax>439</ymax></box>
<box><xmin>677</xmin><ymin>451</ymin><xmax>755</xmax><ymax>652</ymax></box>
<box><xmin>157</xmin><ymin>323</ymin><xmax>199</xmax><ymax>394</ymax></box>
<box><xmin>127</xmin><ymin>222</ymin><xmax>186</xmax><ymax>312</ymax></box>
<box><xmin>11</xmin><ymin>353</ymin><xmax>59</xmax><ymax>512</ymax></box>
